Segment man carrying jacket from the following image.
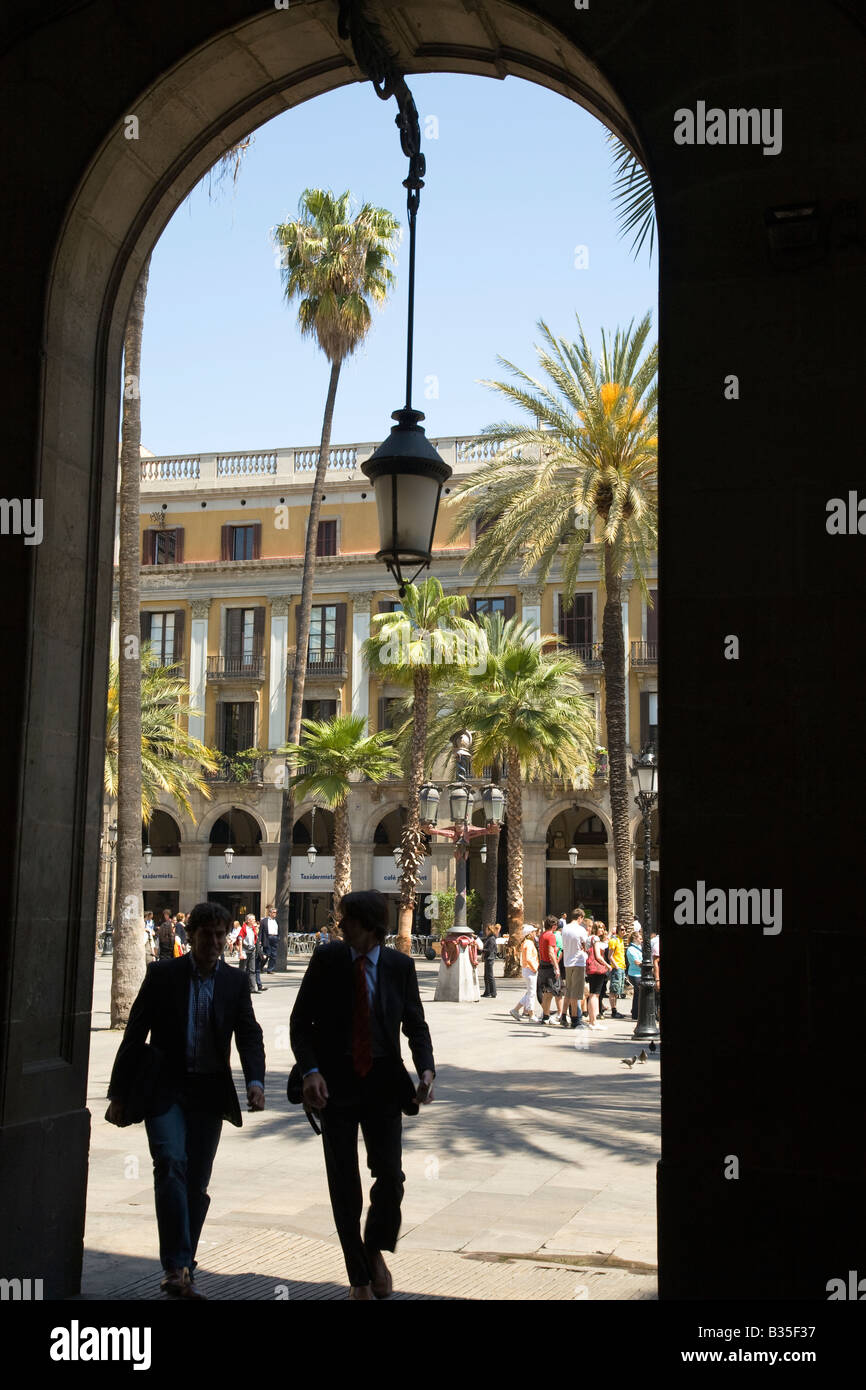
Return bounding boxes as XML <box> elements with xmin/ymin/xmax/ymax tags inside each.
<box><xmin>107</xmin><ymin>900</ymin><xmax>265</xmax><ymax>1299</ymax></box>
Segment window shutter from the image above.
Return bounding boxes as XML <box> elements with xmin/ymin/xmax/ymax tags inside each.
<box><xmin>173</xmin><ymin>610</ymin><xmax>185</xmax><ymax>665</ymax></box>
<box><xmin>226</xmin><ymin>608</ymin><xmax>243</xmax><ymax>662</ymax></box>
<box><xmin>172</xmin><ymin>528</ymin><xmax>184</xmax><ymax>563</ymax></box>
<box><xmin>142</xmin><ymin>529</ymin><xmax>154</xmax><ymax>565</ymax></box>
<box><xmin>221</xmin><ymin>525</ymin><xmax>232</xmax><ymax>561</ymax></box>
<box><xmin>470</xmin><ymin>598</ymin><xmax>480</xmax><ymax>619</ymax></box>
<box><xmin>646</xmin><ymin>590</ymin><xmax>658</xmax><ymax>644</ymax></box>
<box><xmin>252</xmin><ymin>522</ymin><xmax>262</xmax><ymax>560</ymax></box>
<box><xmin>139</xmin><ymin>611</ymin><xmax>152</xmax><ymax>644</ymax></box>
<box><xmin>377</xmin><ymin>696</ymin><xmax>387</xmax><ymax>732</ymax></box>
<box><xmin>640</xmin><ymin>692</ymin><xmax>649</xmax><ymax>749</ymax></box>
<box><xmin>253</xmin><ymin>606</ymin><xmax>265</xmax><ymax>656</ymax></box>
<box><xmin>378</xmin><ymin>599</ymin><xmax>396</xmax><ymax>614</ymax></box>
<box><xmin>557</xmin><ymin>592</ymin><xmax>567</xmax><ymax>637</ymax></box>
<box><xmin>503</xmin><ymin>595</ymin><xmax>516</xmax><ymax>620</ymax></box>
<box><xmin>238</xmin><ymin>702</ymin><xmax>255</xmax><ymax>750</ymax></box>
<box><xmin>334</xmin><ymin>602</ymin><xmax>347</xmax><ymax>651</ymax></box>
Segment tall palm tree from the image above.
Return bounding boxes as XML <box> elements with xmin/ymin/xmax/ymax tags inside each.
<box><xmin>111</xmin><ymin>140</ymin><xmax>253</xmax><ymax>1026</ymax></box>
<box><xmin>447</xmin><ymin>314</ymin><xmax>657</xmax><ymax>934</ymax></box>
<box><xmin>362</xmin><ymin>577</ymin><xmax>479</xmax><ymax>954</ymax></box>
<box><xmin>428</xmin><ymin>614</ymin><xmax>597</xmax><ymax>974</ymax></box>
<box><xmin>280</xmin><ymin>714</ymin><xmax>400</xmax><ymax>920</ymax></box>
<box><xmin>272</xmin><ymin>190</ymin><xmax>400</xmax><ymax>950</ymax></box>
<box><xmin>104</xmin><ymin>647</ymin><xmax>220</xmax><ymax>821</ymax></box>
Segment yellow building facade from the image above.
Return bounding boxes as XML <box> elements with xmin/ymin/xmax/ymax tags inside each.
<box><xmin>111</xmin><ymin>437</ymin><xmax>658</xmax><ymax>931</ymax></box>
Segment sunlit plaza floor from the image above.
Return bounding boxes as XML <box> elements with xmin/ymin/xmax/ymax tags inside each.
<box><xmin>82</xmin><ymin>956</ymin><xmax>659</xmax><ymax>1300</ymax></box>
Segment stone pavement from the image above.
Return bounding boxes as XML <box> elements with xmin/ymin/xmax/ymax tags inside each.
<box><xmin>83</xmin><ymin>956</ymin><xmax>659</xmax><ymax>1301</ymax></box>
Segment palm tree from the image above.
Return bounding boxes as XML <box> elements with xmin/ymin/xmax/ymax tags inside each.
<box><xmin>362</xmin><ymin>577</ymin><xmax>479</xmax><ymax>954</ymax></box>
<box><xmin>608</xmin><ymin>134</ymin><xmax>655</xmax><ymax>263</ymax></box>
<box><xmin>104</xmin><ymin>647</ymin><xmax>220</xmax><ymax>821</ymax></box>
<box><xmin>272</xmin><ymin>190</ymin><xmax>400</xmax><ymax>948</ymax></box>
<box><xmin>447</xmin><ymin>314</ymin><xmax>657</xmax><ymax>935</ymax></box>
<box><xmin>428</xmin><ymin>614</ymin><xmax>597</xmax><ymax>974</ymax></box>
<box><xmin>111</xmin><ymin>140</ymin><xmax>253</xmax><ymax>1026</ymax></box>
<box><xmin>280</xmin><ymin>714</ymin><xmax>400</xmax><ymax>920</ymax></box>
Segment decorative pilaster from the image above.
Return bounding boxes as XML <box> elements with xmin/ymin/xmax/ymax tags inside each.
<box><xmin>188</xmin><ymin>599</ymin><xmax>210</xmax><ymax>742</ymax></box>
<box><xmin>518</xmin><ymin>583</ymin><xmax>544</xmax><ymax>640</ymax></box>
<box><xmin>268</xmin><ymin>596</ymin><xmax>290</xmax><ymax>748</ymax></box>
<box><xmin>350</xmin><ymin>591</ymin><xmax>373</xmax><ymax>725</ymax></box>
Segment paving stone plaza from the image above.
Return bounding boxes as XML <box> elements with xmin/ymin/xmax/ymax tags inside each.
<box><xmin>84</xmin><ymin>956</ymin><xmax>658</xmax><ymax>1301</ymax></box>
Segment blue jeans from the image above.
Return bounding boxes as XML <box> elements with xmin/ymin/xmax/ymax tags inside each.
<box><xmin>145</xmin><ymin>1100</ymin><xmax>223</xmax><ymax>1272</ymax></box>
<box><xmin>629</xmin><ymin>975</ymin><xmax>642</xmax><ymax>1018</ymax></box>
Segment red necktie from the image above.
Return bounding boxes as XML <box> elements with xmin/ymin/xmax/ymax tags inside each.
<box><xmin>352</xmin><ymin>955</ymin><xmax>372</xmax><ymax>1077</ymax></box>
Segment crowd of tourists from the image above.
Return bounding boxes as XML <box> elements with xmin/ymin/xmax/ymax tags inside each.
<box><xmin>486</xmin><ymin>908</ymin><xmax>659</xmax><ymax>1027</ymax></box>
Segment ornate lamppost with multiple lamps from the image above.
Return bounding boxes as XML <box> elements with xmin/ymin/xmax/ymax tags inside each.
<box><xmin>631</xmin><ymin>746</ymin><xmax>660</xmax><ymax>1041</ymax></box>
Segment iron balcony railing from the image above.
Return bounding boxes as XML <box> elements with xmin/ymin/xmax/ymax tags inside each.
<box><xmin>286</xmin><ymin>648</ymin><xmax>348</xmax><ymax>680</ymax></box>
<box><xmin>203</xmin><ymin>756</ymin><xmax>265</xmax><ymax>784</ymax></box>
<box><xmin>562</xmin><ymin>640</ymin><xmax>604</xmax><ymax>671</ymax></box>
<box><xmin>631</xmin><ymin>640</ymin><xmax>658</xmax><ymax>666</ymax></box>
<box><xmin>207</xmin><ymin>652</ymin><xmax>266</xmax><ymax>680</ymax></box>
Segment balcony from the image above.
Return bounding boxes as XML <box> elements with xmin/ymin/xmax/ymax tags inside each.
<box><xmin>203</xmin><ymin>755</ymin><xmax>265</xmax><ymax>784</ymax></box>
<box><xmin>286</xmin><ymin>648</ymin><xmax>348</xmax><ymax>681</ymax></box>
<box><xmin>144</xmin><ymin>657</ymin><xmax>186</xmax><ymax>679</ymax></box>
<box><xmin>631</xmin><ymin>640</ymin><xmax>658</xmax><ymax>667</ymax></box>
<box><xmin>563</xmin><ymin>641</ymin><xmax>604</xmax><ymax>671</ymax></box>
<box><xmin>207</xmin><ymin>653</ymin><xmax>265</xmax><ymax>681</ymax></box>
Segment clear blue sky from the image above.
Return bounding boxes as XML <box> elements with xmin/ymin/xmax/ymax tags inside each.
<box><xmin>140</xmin><ymin>74</ymin><xmax>656</xmax><ymax>456</ymax></box>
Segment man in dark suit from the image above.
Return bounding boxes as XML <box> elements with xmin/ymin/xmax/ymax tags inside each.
<box><xmin>290</xmin><ymin>890</ymin><xmax>435</xmax><ymax>1300</ymax></box>
<box><xmin>107</xmin><ymin>900</ymin><xmax>265</xmax><ymax>1299</ymax></box>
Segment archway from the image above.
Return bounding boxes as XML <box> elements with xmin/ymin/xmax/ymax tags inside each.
<box><xmin>4</xmin><ymin>0</ymin><xmax>862</xmax><ymax>1303</ymax></box>
<box><xmin>290</xmin><ymin>807</ymin><xmax>336</xmax><ymax>932</ymax></box>
<box><xmin>141</xmin><ymin>808</ymin><xmax>182</xmax><ymax>915</ymax></box>
<box><xmin>545</xmin><ymin>806</ymin><xmax>609</xmax><ymax>924</ymax></box>
<box><xmin>208</xmin><ymin>807</ymin><xmax>263</xmax><ymax>921</ymax></box>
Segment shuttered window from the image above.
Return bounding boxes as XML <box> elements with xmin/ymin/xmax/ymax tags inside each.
<box><xmin>300</xmin><ymin>603</ymin><xmax>346</xmax><ymax>662</ymax></box>
<box><xmin>377</xmin><ymin>696</ymin><xmax>403</xmax><ymax>732</ymax></box>
<box><xmin>140</xmin><ymin>610</ymin><xmax>185</xmax><ymax>666</ymax></box>
<box><xmin>471</xmin><ymin>596</ymin><xmax>516</xmax><ymax>620</ymax></box>
<box><xmin>316</xmin><ymin>520</ymin><xmax>338</xmax><ymax>556</ymax></box>
<box><xmin>646</xmin><ymin>589</ymin><xmax>658</xmax><ymax>644</ymax></box>
<box><xmin>220</xmin><ymin>701</ymin><xmax>256</xmax><ymax>754</ymax></box>
<box><xmin>142</xmin><ymin>527</ymin><xmax>185</xmax><ymax>565</ymax></box>
<box><xmin>559</xmin><ymin>593</ymin><xmax>593</xmax><ymax>646</ymax></box>
<box><xmin>226</xmin><ymin>607</ymin><xmax>264</xmax><ymax>665</ymax></box>
<box><xmin>221</xmin><ymin>523</ymin><xmax>261</xmax><ymax>561</ymax></box>
<box><xmin>302</xmin><ymin>698</ymin><xmax>337</xmax><ymax>722</ymax></box>
<box><xmin>639</xmin><ymin>691</ymin><xmax>658</xmax><ymax>751</ymax></box>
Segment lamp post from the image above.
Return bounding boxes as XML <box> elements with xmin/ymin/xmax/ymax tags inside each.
<box><xmin>224</xmin><ymin>805</ymin><xmax>234</xmax><ymax>866</ymax></box>
<box><xmin>353</xmin><ymin>10</ymin><xmax>452</xmax><ymax>593</ymax></box>
<box><xmin>568</xmin><ymin>843</ymin><xmax>579</xmax><ymax>915</ymax></box>
<box><xmin>631</xmin><ymin>746</ymin><xmax>660</xmax><ymax>1040</ymax></box>
<box><xmin>102</xmin><ymin>820</ymin><xmax>118</xmax><ymax>956</ymax></box>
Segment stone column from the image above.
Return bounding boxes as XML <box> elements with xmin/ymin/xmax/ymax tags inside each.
<box><xmin>180</xmin><ymin>841</ymin><xmax>209</xmax><ymax>910</ymax></box>
<box><xmin>268</xmin><ymin>597</ymin><xmax>290</xmax><ymax>749</ymax></box>
<box><xmin>350</xmin><ymin>591</ymin><xmax>372</xmax><ymax>725</ymax></box>
<box><xmin>522</xmin><ymin>839</ymin><xmax>548</xmax><ymax>923</ymax></box>
<box><xmin>188</xmin><ymin>599</ymin><xmax>210</xmax><ymax>744</ymax></box>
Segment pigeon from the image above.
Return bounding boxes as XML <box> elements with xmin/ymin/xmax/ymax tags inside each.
<box><xmin>638</xmin><ymin>1050</ymin><xmax>648</xmax><ymax>1063</ymax></box>
<box><xmin>649</xmin><ymin>1041</ymin><xmax>656</xmax><ymax>1053</ymax></box>
<box><xmin>621</xmin><ymin>1057</ymin><xmax>637</xmax><ymax>1068</ymax></box>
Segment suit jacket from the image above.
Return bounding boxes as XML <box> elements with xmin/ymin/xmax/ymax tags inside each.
<box><xmin>289</xmin><ymin>943</ymin><xmax>435</xmax><ymax>1107</ymax></box>
<box><xmin>108</xmin><ymin>956</ymin><xmax>265</xmax><ymax>1127</ymax></box>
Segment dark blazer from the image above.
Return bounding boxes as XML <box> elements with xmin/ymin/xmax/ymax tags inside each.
<box><xmin>108</xmin><ymin>956</ymin><xmax>265</xmax><ymax>1127</ymax></box>
<box><xmin>290</xmin><ymin>943</ymin><xmax>435</xmax><ymax>1107</ymax></box>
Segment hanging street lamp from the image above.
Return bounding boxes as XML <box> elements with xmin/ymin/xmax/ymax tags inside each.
<box><xmin>631</xmin><ymin>746</ymin><xmax>660</xmax><ymax>1041</ymax></box>
<box><xmin>344</xmin><ymin>2</ymin><xmax>452</xmax><ymax>594</ymax></box>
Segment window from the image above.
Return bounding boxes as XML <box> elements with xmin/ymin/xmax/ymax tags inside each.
<box><xmin>140</xmin><ymin>609</ymin><xmax>185</xmax><ymax>667</ymax></box>
<box><xmin>220</xmin><ymin>701</ymin><xmax>256</xmax><ymax>755</ymax></box>
<box><xmin>221</xmin><ymin>523</ymin><xmax>261</xmax><ymax>561</ymax></box>
<box><xmin>309</xmin><ymin>604</ymin><xmax>336</xmax><ymax>661</ymax></box>
<box><xmin>142</xmin><ymin>527</ymin><xmax>184</xmax><ymax>565</ymax></box>
<box><xmin>302</xmin><ymin>698</ymin><xmax>337</xmax><ymax>722</ymax></box>
<box><xmin>640</xmin><ymin>691</ymin><xmax>658</xmax><ymax>751</ymax></box>
<box><xmin>646</xmin><ymin>589</ymin><xmax>658</xmax><ymax>644</ymax></box>
<box><xmin>378</xmin><ymin>600</ymin><xmax>402</xmax><ymax>614</ymax></box>
<box><xmin>475</xmin><ymin>512</ymin><xmax>496</xmax><ymax>539</ymax></box>
<box><xmin>316</xmin><ymin>520</ymin><xmax>337</xmax><ymax>556</ymax></box>
<box><xmin>225</xmin><ymin>607</ymin><xmax>264</xmax><ymax>668</ymax></box>
<box><xmin>559</xmin><ymin>593</ymin><xmax>593</xmax><ymax>647</ymax></box>
<box><xmin>575</xmin><ymin>814</ymin><xmax>606</xmax><ymax>842</ymax></box>
<box><xmin>471</xmin><ymin>596</ymin><xmax>516</xmax><ymax>620</ymax></box>
<box><xmin>378</xmin><ymin>696</ymin><xmax>403</xmax><ymax>732</ymax></box>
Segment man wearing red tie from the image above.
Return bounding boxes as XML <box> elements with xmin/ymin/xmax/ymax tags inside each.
<box><xmin>290</xmin><ymin>890</ymin><xmax>435</xmax><ymax>1300</ymax></box>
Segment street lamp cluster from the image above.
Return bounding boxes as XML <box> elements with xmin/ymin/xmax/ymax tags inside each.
<box><xmin>631</xmin><ymin>746</ymin><xmax>659</xmax><ymax>1040</ymax></box>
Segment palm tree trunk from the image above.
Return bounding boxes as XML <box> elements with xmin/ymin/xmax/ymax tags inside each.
<box><xmin>397</xmin><ymin>664</ymin><xmax>430</xmax><ymax>955</ymax></box>
<box><xmin>111</xmin><ymin>259</ymin><xmax>150</xmax><ymax>1028</ymax></box>
<box><xmin>482</xmin><ymin>833</ymin><xmax>499</xmax><ymax>928</ymax></box>
<box><xmin>275</xmin><ymin>358</ymin><xmax>342</xmax><ymax>959</ymax></box>
<box><xmin>602</xmin><ymin>547</ymin><xmax>634</xmax><ymax>934</ymax></box>
<box><xmin>503</xmin><ymin>744</ymin><xmax>524</xmax><ymax>977</ymax></box>
<box><xmin>332</xmin><ymin>798</ymin><xmax>351</xmax><ymax>921</ymax></box>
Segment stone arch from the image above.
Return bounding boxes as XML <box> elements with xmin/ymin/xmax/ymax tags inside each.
<box><xmin>197</xmin><ymin>801</ymin><xmax>269</xmax><ymax>846</ymax></box>
<box><xmin>533</xmin><ymin>795</ymin><xmax>614</xmax><ymax>847</ymax></box>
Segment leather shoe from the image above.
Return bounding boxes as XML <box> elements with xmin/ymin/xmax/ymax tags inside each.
<box><xmin>348</xmin><ymin>1283</ymin><xmax>374</xmax><ymax>1300</ymax></box>
<box><xmin>365</xmin><ymin>1247</ymin><xmax>393</xmax><ymax>1299</ymax></box>
<box><xmin>160</xmin><ymin>1267</ymin><xmax>206</xmax><ymax>1300</ymax></box>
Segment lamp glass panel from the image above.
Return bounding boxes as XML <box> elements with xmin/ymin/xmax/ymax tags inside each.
<box><xmin>419</xmin><ymin>785</ymin><xmax>440</xmax><ymax>823</ymax></box>
<box><xmin>449</xmin><ymin>785</ymin><xmax>471</xmax><ymax>823</ymax></box>
<box><xmin>374</xmin><ymin>473</ymin><xmax>441</xmax><ymax>557</ymax></box>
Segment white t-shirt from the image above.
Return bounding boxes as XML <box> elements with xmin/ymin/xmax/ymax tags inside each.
<box><xmin>561</xmin><ymin>921</ymin><xmax>588</xmax><ymax>968</ymax></box>
<box><xmin>262</xmin><ymin>915</ymin><xmax>279</xmax><ymax>937</ymax></box>
<box><xmin>650</xmin><ymin>934</ymin><xmax>660</xmax><ymax>959</ymax></box>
